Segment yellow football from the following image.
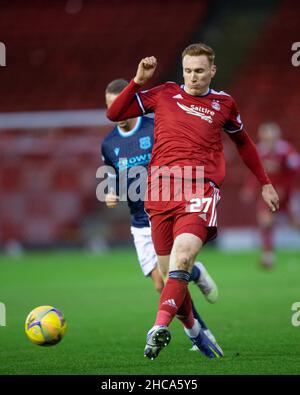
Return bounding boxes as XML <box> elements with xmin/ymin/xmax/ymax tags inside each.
<box><xmin>25</xmin><ymin>305</ymin><xmax>67</xmax><ymax>346</ymax></box>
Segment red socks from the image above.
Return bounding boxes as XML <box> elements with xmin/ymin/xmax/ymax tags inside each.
<box><xmin>154</xmin><ymin>274</ymin><xmax>193</xmax><ymax>328</ymax></box>
<box><xmin>176</xmin><ymin>288</ymin><xmax>194</xmax><ymax>329</ymax></box>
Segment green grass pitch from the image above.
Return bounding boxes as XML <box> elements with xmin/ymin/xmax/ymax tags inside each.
<box><xmin>1</xmin><ymin>248</ymin><xmax>300</xmax><ymax>375</ymax></box>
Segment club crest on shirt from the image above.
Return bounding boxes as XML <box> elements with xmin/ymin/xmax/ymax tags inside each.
<box><xmin>211</xmin><ymin>100</ymin><xmax>220</xmax><ymax>111</ymax></box>
<box><xmin>114</xmin><ymin>147</ymin><xmax>120</xmax><ymax>156</ymax></box>
<box><xmin>139</xmin><ymin>136</ymin><xmax>151</xmax><ymax>150</ymax></box>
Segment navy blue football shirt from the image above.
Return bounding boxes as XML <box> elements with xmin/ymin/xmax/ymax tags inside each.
<box><xmin>101</xmin><ymin>116</ymin><xmax>154</xmax><ymax>228</ymax></box>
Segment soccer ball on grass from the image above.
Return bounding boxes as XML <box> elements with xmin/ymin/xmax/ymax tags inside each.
<box><xmin>25</xmin><ymin>305</ymin><xmax>67</xmax><ymax>346</ymax></box>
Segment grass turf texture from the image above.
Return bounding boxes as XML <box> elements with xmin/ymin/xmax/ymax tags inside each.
<box><xmin>0</xmin><ymin>248</ymin><xmax>300</xmax><ymax>375</ymax></box>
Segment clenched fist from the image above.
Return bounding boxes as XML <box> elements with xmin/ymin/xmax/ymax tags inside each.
<box><xmin>134</xmin><ymin>56</ymin><xmax>157</xmax><ymax>86</ymax></box>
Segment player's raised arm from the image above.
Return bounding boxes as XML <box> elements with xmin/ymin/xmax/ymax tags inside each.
<box><xmin>134</xmin><ymin>56</ymin><xmax>158</xmax><ymax>86</ymax></box>
<box><xmin>106</xmin><ymin>56</ymin><xmax>157</xmax><ymax>122</ymax></box>
<box><xmin>228</xmin><ymin>130</ymin><xmax>280</xmax><ymax>212</ymax></box>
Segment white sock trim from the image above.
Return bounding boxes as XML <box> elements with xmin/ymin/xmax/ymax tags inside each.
<box><xmin>184</xmin><ymin>319</ymin><xmax>201</xmax><ymax>338</ymax></box>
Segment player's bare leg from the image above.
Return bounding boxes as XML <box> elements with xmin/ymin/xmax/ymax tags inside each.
<box><xmin>157</xmin><ymin>255</ymin><xmax>218</xmax><ymax>303</ymax></box>
<box><xmin>169</xmin><ymin>233</ymin><xmax>203</xmax><ymax>273</ymax></box>
<box><xmin>157</xmin><ymin>254</ymin><xmax>170</xmax><ymax>283</ymax></box>
<box><xmin>150</xmin><ymin>267</ymin><xmax>164</xmax><ymax>293</ymax></box>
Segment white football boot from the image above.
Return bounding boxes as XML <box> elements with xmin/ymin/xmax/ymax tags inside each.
<box><xmin>193</xmin><ymin>261</ymin><xmax>218</xmax><ymax>304</ymax></box>
<box><xmin>144</xmin><ymin>325</ymin><xmax>171</xmax><ymax>360</ymax></box>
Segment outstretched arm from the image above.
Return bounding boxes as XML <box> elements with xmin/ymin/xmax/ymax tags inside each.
<box><xmin>228</xmin><ymin>130</ymin><xmax>280</xmax><ymax>212</ymax></box>
<box><xmin>107</xmin><ymin>57</ymin><xmax>158</xmax><ymax>121</ymax></box>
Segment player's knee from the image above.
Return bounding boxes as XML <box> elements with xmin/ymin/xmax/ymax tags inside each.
<box><xmin>175</xmin><ymin>254</ymin><xmax>192</xmax><ymax>272</ymax></box>
<box><xmin>173</xmin><ymin>244</ymin><xmax>195</xmax><ymax>271</ymax></box>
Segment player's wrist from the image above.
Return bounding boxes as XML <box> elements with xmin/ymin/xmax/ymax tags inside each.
<box><xmin>262</xmin><ymin>182</ymin><xmax>272</xmax><ymax>189</ymax></box>
<box><xmin>259</xmin><ymin>172</ymin><xmax>271</xmax><ymax>186</ymax></box>
<box><xmin>133</xmin><ymin>76</ymin><xmax>145</xmax><ymax>86</ymax></box>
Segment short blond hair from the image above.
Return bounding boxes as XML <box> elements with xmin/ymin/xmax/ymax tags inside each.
<box><xmin>182</xmin><ymin>43</ymin><xmax>215</xmax><ymax>65</ymax></box>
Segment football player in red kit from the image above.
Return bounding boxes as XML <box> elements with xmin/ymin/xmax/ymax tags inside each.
<box><xmin>107</xmin><ymin>43</ymin><xmax>279</xmax><ymax>360</ymax></box>
<box><xmin>241</xmin><ymin>122</ymin><xmax>300</xmax><ymax>268</ymax></box>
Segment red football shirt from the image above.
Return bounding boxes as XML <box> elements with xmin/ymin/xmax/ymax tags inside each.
<box><xmin>107</xmin><ymin>79</ymin><xmax>270</xmax><ymax>211</ymax></box>
<box><xmin>136</xmin><ymin>82</ymin><xmax>243</xmax><ymax>187</ymax></box>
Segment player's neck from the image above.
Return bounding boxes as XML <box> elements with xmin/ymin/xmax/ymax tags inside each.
<box><xmin>119</xmin><ymin>118</ymin><xmax>138</xmax><ymax>132</ymax></box>
<box><xmin>183</xmin><ymin>85</ymin><xmax>210</xmax><ymax>96</ymax></box>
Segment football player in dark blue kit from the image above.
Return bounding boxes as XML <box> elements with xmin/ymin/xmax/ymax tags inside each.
<box><xmin>101</xmin><ymin>79</ymin><xmax>223</xmax><ymax>354</ymax></box>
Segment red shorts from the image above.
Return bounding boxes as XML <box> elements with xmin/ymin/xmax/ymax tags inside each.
<box><xmin>146</xmin><ymin>181</ymin><xmax>221</xmax><ymax>256</ymax></box>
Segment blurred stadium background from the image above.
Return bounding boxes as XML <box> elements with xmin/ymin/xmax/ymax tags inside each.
<box><xmin>1</xmin><ymin>0</ymin><xmax>300</xmax><ymax>377</ymax></box>
<box><xmin>0</xmin><ymin>0</ymin><xmax>299</xmax><ymax>253</ymax></box>
<box><xmin>1</xmin><ymin>0</ymin><xmax>300</xmax><ymax>254</ymax></box>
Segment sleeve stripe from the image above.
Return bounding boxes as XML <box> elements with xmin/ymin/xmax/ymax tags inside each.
<box><xmin>135</xmin><ymin>93</ymin><xmax>146</xmax><ymax>115</ymax></box>
<box><xmin>224</xmin><ymin>124</ymin><xmax>244</xmax><ymax>133</ymax></box>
